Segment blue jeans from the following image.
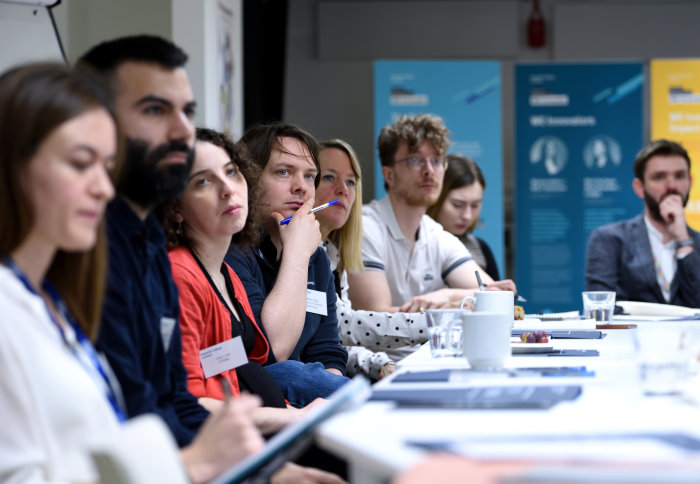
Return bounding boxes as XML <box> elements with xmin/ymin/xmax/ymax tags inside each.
<box><xmin>265</xmin><ymin>360</ymin><xmax>349</xmax><ymax>408</ymax></box>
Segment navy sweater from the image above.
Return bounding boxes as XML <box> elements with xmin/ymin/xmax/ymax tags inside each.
<box><xmin>226</xmin><ymin>235</ymin><xmax>347</xmax><ymax>373</ymax></box>
<box><xmin>97</xmin><ymin>197</ymin><xmax>209</xmax><ymax>447</ymax></box>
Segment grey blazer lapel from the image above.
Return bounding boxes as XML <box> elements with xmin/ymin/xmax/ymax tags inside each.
<box><xmin>630</xmin><ymin>215</ymin><xmax>666</xmax><ymax>302</ymax></box>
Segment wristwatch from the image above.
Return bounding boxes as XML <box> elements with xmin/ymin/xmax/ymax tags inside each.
<box><xmin>675</xmin><ymin>239</ymin><xmax>694</xmax><ymax>250</ymax></box>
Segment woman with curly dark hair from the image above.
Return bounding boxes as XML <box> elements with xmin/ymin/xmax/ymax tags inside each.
<box><xmin>159</xmin><ymin>128</ymin><xmax>331</xmax><ymax>436</ymax></box>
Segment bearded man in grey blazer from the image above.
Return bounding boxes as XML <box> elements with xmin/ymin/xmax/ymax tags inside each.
<box><xmin>585</xmin><ymin>139</ymin><xmax>700</xmax><ymax>308</ymax></box>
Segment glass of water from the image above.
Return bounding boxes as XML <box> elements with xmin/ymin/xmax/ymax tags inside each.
<box><xmin>582</xmin><ymin>291</ymin><xmax>615</xmax><ymax>324</ymax></box>
<box><xmin>425</xmin><ymin>309</ymin><xmax>465</xmax><ymax>358</ymax></box>
<box><xmin>634</xmin><ymin>323</ymin><xmax>698</xmax><ymax>396</ymax></box>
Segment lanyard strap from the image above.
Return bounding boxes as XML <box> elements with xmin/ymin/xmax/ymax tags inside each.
<box><xmin>651</xmin><ymin>252</ymin><xmax>671</xmax><ymax>299</ymax></box>
<box><xmin>4</xmin><ymin>257</ymin><xmax>127</xmax><ymax>422</ymax></box>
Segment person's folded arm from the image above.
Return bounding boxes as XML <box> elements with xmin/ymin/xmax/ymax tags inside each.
<box><xmin>261</xmin><ymin>204</ymin><xmax>322</xmax><ymax>361</ymax></box>
<box><xmin>674</xmin><ymin>245</ymin><xmax>700</xmax><ymax>308</ymax></box>
<box><xmin>336</xmin><ymin>292</ymin><xmax>429</xmax><ymax>348</ymax></box>
<box><xmin>226</xmin><ymin>246</ymin><xmax>307</xmax><ymax>362</ymax></box>
<box><xmin>347</xmin><ymin>269</ymin><xmax>400</xmax><ymax>312</ymax></box>
<box><xmin>345</xmin><ymin>346</ymin><xmax>395</xmax><ymax>380</ymax></box>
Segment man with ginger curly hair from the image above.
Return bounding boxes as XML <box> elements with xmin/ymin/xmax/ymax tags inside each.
<box><xmin>348</xmin><ymin>114</ymin><xmax>515</xmax><ymax>315</ymax></box>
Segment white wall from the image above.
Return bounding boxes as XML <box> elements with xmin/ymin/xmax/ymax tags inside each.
<box><xmin>50</xmin><ymin>0</ymin><xmax>242</xmax><ymax>138</ymax></box>
<box><xmin>57</xmin><ymin>0</ymin><xmax>172</xmax><ymax>64</ymax></box>
<box><xmin>0</xmin><ymin>1</ymin><xmax>64</xmax><ymax>71</ymax></box>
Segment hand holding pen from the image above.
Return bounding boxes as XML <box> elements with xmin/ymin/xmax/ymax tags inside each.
<box><xmin>279</xmin><ymin>200</ymin><xmax>338</xmax><ymax>225</ymax></box>
<box><xmin>276</xmin><ymin>198</ymin><xmax>322</xmax><ymax>259</ymax></box>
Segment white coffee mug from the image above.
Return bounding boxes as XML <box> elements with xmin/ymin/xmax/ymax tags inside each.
<box><xmin>461</xmin><ymin>311</ymin><xmax>512</xmax><ymax>370</ymax></box>
<box><xmin>463</xmin><ymin>291</ymin><xmax>514</xmax><ymax>319</ymax></box>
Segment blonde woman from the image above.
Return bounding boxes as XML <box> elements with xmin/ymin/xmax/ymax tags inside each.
<box><xmin>316</xmin><ymin>139</ymin><xmax>431</xmax><ymax>379</ymax></box>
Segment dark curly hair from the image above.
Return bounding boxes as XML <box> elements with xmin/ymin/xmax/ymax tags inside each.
<box><xmin>157</xmin><ymin>128</ymin><xmax>261</xmax><ymax>250</ymax></box>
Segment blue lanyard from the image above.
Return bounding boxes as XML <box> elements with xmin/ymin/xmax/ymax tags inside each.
<box><xmin>4</xmin><ymin>257</ymin><xmax>127</xmax><ymax>423</ymax></box>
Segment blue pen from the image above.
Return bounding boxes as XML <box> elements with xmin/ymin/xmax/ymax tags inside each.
<box><xmin>279</xmin><ymin>200</ymin><xmax>338</xmax><ymax>225</ymax></box>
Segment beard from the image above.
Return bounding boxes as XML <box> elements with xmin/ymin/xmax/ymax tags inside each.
<box><xmin>644</xmin><ymin>188</ymin><xmax>689</xmax><ymax>223</ymax></box>
<box><xmin>400</xmin><ymin>179</ymin><xmax>441</xmax><ymax>207</ymax></box>
<box><xmin>406</xmin><ymin>191</ymin><xmax>440</xmax><ymax>207</ymax></box>
<box><xmin>116</xmin><ymin>137</ymin><xmax>195</xmax><ymax>209</ymax></box>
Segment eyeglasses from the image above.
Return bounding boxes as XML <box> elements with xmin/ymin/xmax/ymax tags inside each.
<box><xmin>394</xmin><ymin>156</ymin><xmax>447</xmax><ymax>171</ymax></box>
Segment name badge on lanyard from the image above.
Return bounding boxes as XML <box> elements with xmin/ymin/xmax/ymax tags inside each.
<box><xmin>199</xmin><ymin>336</ymin><xmax>248</xmax><ymax>379</ymax></box>
<box><xmin>160</xmin><ymin>317</ymin><xmax>176</xmax><ymax>352</ymax></box>
<box><xmin>306</xmin><ymin>288</ymin><xmax>328</xmax><ymax>316</ymax></box>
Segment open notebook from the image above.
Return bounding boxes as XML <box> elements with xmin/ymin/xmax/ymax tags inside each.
<box><xmin>210</xmin><ymin>375</ymin><xmax>371</xmax><ymax>484</ymax></box>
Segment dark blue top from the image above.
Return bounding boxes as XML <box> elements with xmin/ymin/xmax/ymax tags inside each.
<box><xmin>97</xmin><ymin>196</ymin><xmax>209</xmax><ymax>446</ymax></box>
<box><xmin>226</xmin><ymin>234</ymin><xmax>348</xmax><ymax>373</ymax></box>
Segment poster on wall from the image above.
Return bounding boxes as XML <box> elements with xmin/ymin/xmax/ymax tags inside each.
<box><xmin>217</xmin><ymin>0</ymin><xmax>235</xmax><ymax>137</ymax></box>
<box><xmin>650</xmin><ymin>59</ymin><xmax>700</xmax><ymax>231</ymax></box>
<box><xmin>373</xmin><ymin>60</ymin><xmax>505</xmax><ymax>274</ymax></box>
<box><xmin>515</xmin><ymin>62</ymin><xmax>644</xmax><ymax>312</ymax></box>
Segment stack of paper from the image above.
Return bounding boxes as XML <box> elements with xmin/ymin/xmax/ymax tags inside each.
<box><xmin>515</xmin><ymin>312</ymin><xmax>596</xmax><ymax>332</ymax></box>
<box><xmin>616</xmin><ymin>301</ymin><xmax>700</xmax><ymax>317</ymax></box>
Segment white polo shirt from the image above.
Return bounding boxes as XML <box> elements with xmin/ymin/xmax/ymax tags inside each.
<box><xmin>361</xmin><ymin>196</ymin><xmax>473</xmax><ymax>306</ymax></box>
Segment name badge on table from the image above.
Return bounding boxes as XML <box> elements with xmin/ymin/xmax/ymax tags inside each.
<box><xmin>306</xmin><ymin>288</ymin><xmax>328</xmax><ymax>316</ymax></box>
<box><xmin>199</xmin><ymin>336</ymin><xmax>248</xmax><ymax>379</ymax></box>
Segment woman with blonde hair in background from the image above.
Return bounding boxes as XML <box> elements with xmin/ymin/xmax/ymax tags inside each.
<box><xmin>315</xmin><ymin>139</ymin><xmax>431</xmax><ymax>379</ymax></box>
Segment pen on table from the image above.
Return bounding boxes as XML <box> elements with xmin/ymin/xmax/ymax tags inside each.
<box><xmin>220</xmin><ymin>375</ymin><xmax>232</xmax><ymax>404</ymax></box>
<box><xmin>279</xmin><ymin>200</ymin><xmax>338</xmax><ymax>225</ymax></box>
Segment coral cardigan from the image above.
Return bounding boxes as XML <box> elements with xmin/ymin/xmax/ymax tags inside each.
<box><xmin>168</xmin><ymin>246</ymin><xmax>270</xmax><ymax>399</ymax></box>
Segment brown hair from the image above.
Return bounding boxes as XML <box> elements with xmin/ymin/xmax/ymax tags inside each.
<box><xmin>427</xmin><ymin>154</ymin><xmax>486</xmax><ymax>234</ymax></box>
<box><xmin>377</xmin><ymin>113</ymin><xmax>451</xmax><ymax>167</ymax></box>
<box><xmin>0</xmin><ymin>62</ymin><xmax>118</xmax><ymax>340</ymax></box>
<box><xmin>633</xmin><ymin>139</ymin><xmax>691</xmax><ymax>180</ymax></box>
<box><xmin>158</xmin><ymin>128</ymin><xmax>261</xmax><ymax>250</ymax></box>
<box><xmin>240</xmin><ymin>121</ymin><xmax>321</xmax><ymax>189</ymax></box>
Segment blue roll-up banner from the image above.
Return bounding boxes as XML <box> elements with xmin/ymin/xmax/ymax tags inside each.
<box><xmin>515</xmin><ymin>62</ymin><xmax>645</xmax><ymax>313</ymax></box>
<box><xmin>373</xmin><ymin>60</ymin><xmax>504</xmax><ymax>275</ymax></box>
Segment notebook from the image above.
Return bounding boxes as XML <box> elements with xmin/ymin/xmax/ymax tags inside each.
<box><xmin>210</xmin><ymin>375</ymin><xmax>371</xmax><ymax>484</ymax></box>
<box><xmin>370</xmin><ymin>384</ymin><xmax>582</xmax><ymax>409</ymax></box>
<box><xmin>512</xmin><ymin>329</ymin><xmax>604</xmax><ymax>339</ymax></box>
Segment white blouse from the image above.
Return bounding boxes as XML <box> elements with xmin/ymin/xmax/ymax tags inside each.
<box><xmin>0</xmin><ymin>264</ymin><xmax>181</xmax><ymax>483</ymax></box>
<box><xmin>322</xmin><ymin>240</ymin><xmax>429</xmax><ymax>379</ymax></box>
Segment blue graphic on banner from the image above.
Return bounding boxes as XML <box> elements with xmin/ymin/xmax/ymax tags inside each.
<box><xmin>374</xmin><ymin>60</ymin><xmax>504</xmax><ymax>274</ymax></box>
<box><xmin>515</xmin><ymin>62</ymin><xmax>644</xmax><ymax>312</ymax></box>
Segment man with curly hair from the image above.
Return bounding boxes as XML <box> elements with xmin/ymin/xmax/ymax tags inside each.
<box><xmin>348</xmin><ymin>114</ymin><xmax>515</xmax><ymax>314</ymax></box>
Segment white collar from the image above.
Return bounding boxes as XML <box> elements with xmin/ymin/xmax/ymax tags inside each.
<box><xmin>643</xmin><ymin>215</ymin><xmax>674</xmax><ymax>248</ymax></box>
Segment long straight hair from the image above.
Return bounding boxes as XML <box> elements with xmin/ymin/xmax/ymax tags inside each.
<box><xmin>319</xmin><ymin>139</ymin><xmax>364</xmax><ymax>274</ymax></box>
<box><xmin>0</xmin><ymin>62</ymin><xmax>118</xmax><ymax>340</ymax></box>
<box><xmin>427</xmin><ymin>154</ymin><xmax>486</xmax><ymax>235</ymax></box>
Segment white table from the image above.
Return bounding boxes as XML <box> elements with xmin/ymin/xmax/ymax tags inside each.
<box><xmin>317</xmin><ymin>327</ymin><xmax>700</xmax><ymax>484</ymax></box>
